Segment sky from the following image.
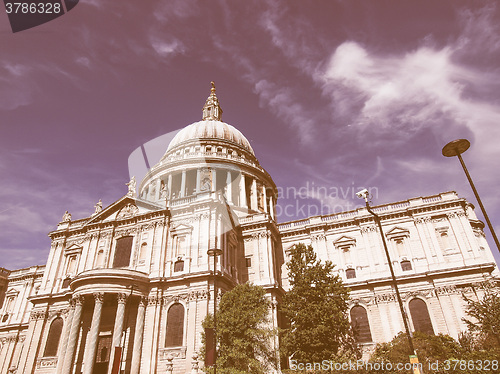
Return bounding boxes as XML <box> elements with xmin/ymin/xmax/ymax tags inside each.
<box><xmin>1</xmin><ymin>0</ymin><xmax>500</xmax><ymax>269</ymax></box>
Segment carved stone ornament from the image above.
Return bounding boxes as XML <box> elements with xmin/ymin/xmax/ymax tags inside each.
<box><xmin>159</xmin><ymin>347</ymin><xmax>187</xmax><ymax>360</ymax></box>
<box><xmin>126</xmin><ymin>176</ymin><xmax>137</xmax><ymax>197</ymax></box>
<box><xmin>62</xmin><ymin>211</ymin><xmax>72</xmax><ymax>222</ymax></box>
<box><xmin>117</xmin><ymin>203</ymin><xmax>139</xmax><ymax>220</ymax></box>
<box><xmin>93</xmin><ymin>292</ymin><xmax>105</xmax><ymax>303</ymax></box>
<box><xmin>311</xmin><ymin>233</ymin><xmax>326</xmax><ymax>241</ymax></box>
<box><xmin>117</xmin><ymin>293</ymin><xmax>128</xmax><ymax>304</ymax></box>
<box><xmin>360</xmin><ymin>225</ymin><xmax>377</xmax><ymax>234</ymax></box>
<box><xmin>29</xmin><ymin>310</ymin><xmax>48</xmax><ymax>321</ymax></box>
<box><xmin>36</xmin><ymin>357</ymin><xmax>57</xmax><ymax>369</ymax></box>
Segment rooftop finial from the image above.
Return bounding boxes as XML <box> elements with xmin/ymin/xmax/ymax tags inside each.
<box><xmin>203</xmin><ymin>81</ymin><xmax>222</xmax><ymax>121</ymax></box>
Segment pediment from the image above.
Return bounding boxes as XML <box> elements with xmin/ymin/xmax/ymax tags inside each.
<box><xmin>64</xmin><ymin>244</ymin><xmax>83</xmax><ymax>254</ymax></box>
<box><xmin>6</xmin><ymin>288</ymin><xmax>19</xmax><ymax>295</ymax></box>
<box><xmin>385</xmin><ymin>226</ymin><xmax>410</xmax><ymax>239</ymax></box>
<box><xmin>171</xmin><ymin>223</ymin><xmax>193</xmax><ymax>234</ymax></box>
<box><xmin>85</xmin><ymin>196</ymin><xmax>164</xmax><ymax>225</ymax></box>
<box><xmin>333</xmin><ymin>235</ymin><xmax>356</xmax><ymax>248</ymax></box>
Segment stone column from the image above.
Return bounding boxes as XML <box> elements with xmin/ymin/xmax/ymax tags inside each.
<box><xmin>154</xmin><ymin>179</ymin><xmax>161</xmax><ymax>201</ymax></box>
<box><xmin>167</xmin><ymin>174</ymin><xmax>172</xmax><ymax>200</ymax></box>
<box><xmin>239</xmin><ymin>173</ymin><xmax>247</xmax><ymax>208</ymax></box>
<box><xmin>251</xmin><ymin>178</ymin><xmax>258</xmax><ymax>211</ymax></box>
<box><xmin>196</xmin><ymin>169</ymin><xmax>201</xmax><ymax>194</ymax></box>
<box><xmin>212</xmin><ymin>169</ymin><xmax>217</xmax><ymax>193</ymax></box>
<box><xmin>108</xmin><ymin>293</ymin><xmax>127</xmax><ymax>374</ymax></box>
<box><xmin>263</xmin><ymin>185</ymin><xmax>268</xmax><ymax>213</ymax></box>
<box><xmin>62</xmin><ymin>295</ymin><xmax>84</xmax><ymax>374</ymax></box>
<box><xmin>180</xmin><ymin>170</ymin><xmax>187</xmax><ymax>198</ymax></box>
<box><xmin>226</xmin><ymin>171</ymin><xmax>233</xmax><ymax>204</ymax></box>
<box><xmin>130</xmin><ymin>297</ymin><xmax>147</xmax><ymax>374</ymax></box>
<box><xmin>269</xmin><ymin>195</ymin><xmax>275</xmax><ymax>220</ymax></box>
<box><xmin>55</xmin><ymin>300</ymin><xmax>75</xmax><ymax>374</ymax></box>
<box><xmin>83</xmin><ymin>293</ymin><xmax>104</xmax><ymax>374</ymax></box>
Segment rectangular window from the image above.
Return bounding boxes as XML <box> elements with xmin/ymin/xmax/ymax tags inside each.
<box><xmin>113</xmin><ymin>236</ymin><xmax>133</xmax><ymax>268</ymax></box>
<box><xmin>245</xmin><ymin>257</ymin><xmax>252</xmax><ymax>267</ymax></box>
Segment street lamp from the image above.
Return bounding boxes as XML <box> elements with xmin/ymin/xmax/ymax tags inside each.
<box><xmin>207</xmin><ymin>247</ymin><xmax>223</xmax><ymax>374</ymax></box>
<box><xmin>357</xmin><ymin>190</ymin><xmax>419</xmax><ymax>365</ymax></box>
<box><xmin>442</xmin><ymin>139</ymin><xmax>500</xmax><ymax>254</ymax></box>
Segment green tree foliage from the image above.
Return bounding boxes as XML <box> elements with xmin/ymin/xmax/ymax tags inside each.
<box><xmin>463</xmin><ymin>286</ymin><xmax>500</xmax><ymax>347</ymax></box>
<box><xmin>280</xmin><ymin>243</ymin><xmax>358</xmax><ymax>365</ymax></box>
<box><xmin>370</xmin><ymin>331</ymin><xmax>500</xmax><ymax>374</ymax></box>
<box><xmin>202</xmin><ymin>283</ymin><xmax>276</xmax><ymax>374</ymax></box>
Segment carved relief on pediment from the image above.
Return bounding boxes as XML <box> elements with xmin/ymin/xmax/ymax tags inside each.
<box><xmin>116</xmin><ymin>203</ymin><xmax>139</xmax><ymax>220</ymax></box>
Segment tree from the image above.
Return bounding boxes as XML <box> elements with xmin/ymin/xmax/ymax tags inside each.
<box><xmin>280</xmin><ymin>243</ymin><xmax>358</xmax><ymax>365</ymax></box>
<box><xmin>463</xmin><ymin>285</ymin><xmax>500</xmax><ymax>348</ymax></box>
<box><xmin>202</xmin><ymin>283</ymin><xmax>276</xmax><ymax>374</ymax></box>
<box><xmin>370</xmin><ymin>331</ymin><xmax>500</xmax><ymax>374</ymax></box>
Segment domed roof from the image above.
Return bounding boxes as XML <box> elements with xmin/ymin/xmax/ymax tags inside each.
<box><xmin>166</xmin><ymin>120</ymin><xmax>254</xmax><ymax>155</ymax></box>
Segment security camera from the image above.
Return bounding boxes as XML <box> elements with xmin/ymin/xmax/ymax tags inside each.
<box><xmin>356</xmin><ymin>188</ymin><xmax>369</xmax><ymax>199</ymax></box>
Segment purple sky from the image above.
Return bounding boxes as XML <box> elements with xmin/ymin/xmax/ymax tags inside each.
<box><xmin>1</xmin><ymin>1</ymin><xmax>500</xmax><ymax>269</ymax></box>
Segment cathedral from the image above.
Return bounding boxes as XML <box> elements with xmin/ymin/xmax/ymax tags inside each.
<box><xmin>0</xmin><ymin>83</ymin><xmax>498</xmax><ymax>374</ymax></box>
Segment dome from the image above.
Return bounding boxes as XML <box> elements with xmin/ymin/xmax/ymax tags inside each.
<box><xmin>166</xmin><ymin>120</ymin><xmax>255</xmax><ymax>155</ymax></box>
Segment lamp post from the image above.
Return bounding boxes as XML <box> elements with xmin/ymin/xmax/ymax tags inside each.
<box><xmin>357</xmin><ymin>190</ymin><xmax>419</xmax><ymax>365</ymax></box>
<box><xmin>207</xmin><ymin>247</ymin><xmax>222</xmax><ymax>374</ymax></box>
<box><xmin>442</xmin><ymin>139</ymin><xmax>500</xmax><ymax>254</ymax></box>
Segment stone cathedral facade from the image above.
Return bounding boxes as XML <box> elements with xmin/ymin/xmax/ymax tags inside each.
<box><xmin>0</xmin><ymin>84</ymin><xmax>498</xmax><ymax>374</ymax></box>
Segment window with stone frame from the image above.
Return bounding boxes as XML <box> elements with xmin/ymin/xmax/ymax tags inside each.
<box><xmin>138</xmin><ymin>242</ymin><xmax>148</xmax><ymax>265</ymax></box>
<box><xmin>334</xmin><ymin>236</ymin><xmax>356</xmax><ymax>268</ymax></box>
<box><xmin>346</xmin><ymin>268</ymin><xmax>356</xmax><ymax>279</ymax></box>
<box><xmin>350</xmin><ymin>305</ymin><xmax>372</xmax><ymax>343</ymax></box>
<box><xmin>165</xmin><ymin>303</ymin><xmax>184</xmax><ymax>347</ymax></box>
<box><xmin>95</xmin><ymin>249</ymin><xmax>105</xmax><ymax>268</ymax></box>
<box><xmin>174</xmin><ymin>258</ymin><xmax>184</xmax><ymax>272</ymax></box>
<box><xmin>113</xmin><ymin>236</ymin><xmax>134</xmax><ymax>268</ymax></box>
<box><xmin>386</xmin><ymin>227</ymin><xmax>410</xmax><ymax>259</ymax></box>
<box><xmin>43</xmin><ymin>317</ymin><xmax>63</xmax><ymax>357</ymax></box>
<box><xmin>437</xmin><ymin>229</ymin><xmax>453</xmax><ymax>252</ymax></box>
<box><xmin>66</xmin><ymin>255</ymin><xmax>77</xmax><ymax>275</ymax></box>
<box><xmin>401</xmin><ymin>260</ymin><xmax>412</xmax><ymax>271</ymax></box>
<box><xmin>409</xmin><ymin>298</ymin><xmax>434</xmax><ymax>335</ymax></box>
<box><xmin>2</xmin><ymin>295</ymin><xmax>15</xmax><ymax>322</ymax></box>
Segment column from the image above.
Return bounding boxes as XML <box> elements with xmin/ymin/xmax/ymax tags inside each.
<box><xmin>83</xmin><ymin>293</ymin><xmax>104</xmax><ymax>374</ymax></box>
<box><xmin>239</xmin><ymin>173</ymin><xmax>247</xmax><ymax>208</ymax></box>
<box><xmin>180</xmin><ymin>170</ymin><xmax>186</xmax><ymax>198</ymax></box>
<box><xmin>62</xmin><ymin>295</ymin><xmax>84</xmax><ymax>374</ymax></box>
<box><xmin>212</xmin><ymin>169</ymin><xmax>217</xmax><ymax>193</ymax></box>
<box><xmin>196</xmin><ymin>169</ymin><xmax>201</xmax><ymax>194</ymax></box>
<box><xmin>251</xmin><ymin>178</ymin><xmax>257</xmax><ymax>211</ymax></box>
<box><xmin>263</xmin><ymin>185</ymin><xmax>268</xmax><ymax>213</ymax></box>
<box><xmin>226</xmin><ymin>171</ymin><xmax>233</xmax><ymax>204</ymax></box>
<box><xmin>108</xmin><ymin>293</ymin><xmax>127</xmax><ymax>374</ymax></box>
<box><xmin>269</xmin><ymin>195</ymin><xmax>275</xmax><ymax>220</ymax></box>
<box><xmin>55</xmin><ymin>301</ymin><xmax>75</xmax><ymax>374</ymax></box>
<box><xmin>154</xmin><ymin>179</ymin><xmax>161</xmax><ymax>201</ymax></box>
<box><xmin>130</xmin><ymin>297</ymin><xmax>147</xmax><ymax>374</ymax></box>
<box><xmin>167</xmin><ymin>174</ymin><xmax>172</xmax><ymax>200</ymax></box>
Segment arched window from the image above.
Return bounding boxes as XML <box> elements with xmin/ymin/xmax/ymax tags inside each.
<box><xmin>44</xmin><ymin>317</ymin><xmax>63</xmax><ymax>356</ymax></box>
<box><xmin>165</xmin><ymin>303</ymin><xmax>184</xmax><ymax>347</ymax></box>
<box><xmin>350</xmin><ymin>306</ymin><xmax>372</xmax><ymax>343</ymax></box>
<box><xmin>409</xmin><ymin>298</ymin><xmax>434</xmax><ymax>335</ymax></box>
<box><xmin>113</xmin><ymin>236</ymin><xmax>133</xmax><ymax>268</ymax></box>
